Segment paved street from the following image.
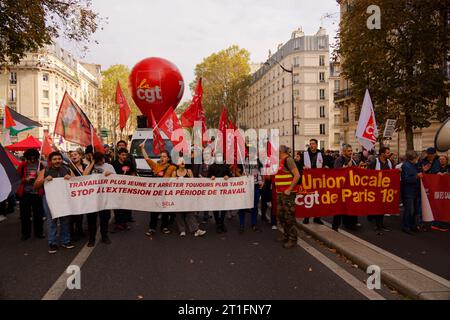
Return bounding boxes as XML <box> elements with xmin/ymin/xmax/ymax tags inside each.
<box><xmin>322</xmin><ymin>215</ymin><xmax>450</xmax><ymax>281</ymax></box>
<box><xmin>0</xmin><ymin>209</ymin><xmax>403</xmax><ymax>300</ymax></box>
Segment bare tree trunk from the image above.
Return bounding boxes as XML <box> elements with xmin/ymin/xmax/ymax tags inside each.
<box><xmin>405</xmin><ymin>114</ymin><xmax>415</xmax><ymax>151</ymax></box>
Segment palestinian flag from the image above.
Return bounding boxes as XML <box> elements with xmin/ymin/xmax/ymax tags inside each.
<box><xmin>0</xmin><ymin>143</ymin><xmax>21</xmax><ymax>202</ymax></box>
<box><xmin>4</xmin><ymin>106</ymin><xmax>42</xmax><ymax>135</ymax></box>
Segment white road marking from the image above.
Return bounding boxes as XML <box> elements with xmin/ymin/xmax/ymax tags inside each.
<box><xmin>42</xmin><ymin>240</ymin><xmax>97</xmax><ymax>300</ymax></box>
<box><xmin>297</xmin><ymin>238</ymin><xmax>386</xmax><ymax>300</ymax></box>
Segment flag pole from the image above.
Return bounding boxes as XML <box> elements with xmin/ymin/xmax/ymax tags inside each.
<box><xmin>235</xmin><ymin>130</ymin><xmax>248</xmax><ymax>176</ymax></box>
<box><xmin>90</xmin><ymin>125</ymin><xmax>95</xmax><ymax>153</ymax></box>
<box><xmin>60</xmin><ymin>147</ymin><xmax>82</xmax><ymax>176</ymax></box>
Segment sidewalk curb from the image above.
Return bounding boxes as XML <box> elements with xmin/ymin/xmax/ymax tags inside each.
<box><xmin>297</xmin><ymin>221</ymin><xmax>450</xmax><ymax>300</ymax></box>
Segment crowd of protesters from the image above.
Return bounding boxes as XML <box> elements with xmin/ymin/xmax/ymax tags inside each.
<box><xmin>0</xmin><ymin>137</ymin><xmax>449</xmax><ymax>253</ymax></box>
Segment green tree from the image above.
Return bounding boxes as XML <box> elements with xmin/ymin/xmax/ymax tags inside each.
<box><xmin>192</xmin><ymin>45</ymin><xmax>252</xmax><ymax>127</ymax></box>
<box><xmin>0</xmin><ymin>0</ymin><xmax>101</xmax><ymax>65</ymax></box>
<box><xmin>99</xmin><ymin>65</ymin><xmax>139</xmax><ymax>143</ymax></box>
<box><xmin>336</xmin><ymin>0</ymin><xmax>450</xmax><ymax>150</ymax></box>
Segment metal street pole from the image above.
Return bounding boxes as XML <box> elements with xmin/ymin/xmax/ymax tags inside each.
<box><xmin>265</xmin><ymin>60</ymin><xmax>295</xmax><ymax>153</ymax></box>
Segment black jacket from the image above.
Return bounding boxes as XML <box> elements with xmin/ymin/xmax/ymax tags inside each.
<box><xmin>207</xmin><ymin>164</ymin><xmax>231</xmax><ymax>178</ymax></box>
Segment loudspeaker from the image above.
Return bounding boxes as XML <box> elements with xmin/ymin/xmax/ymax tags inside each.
<box><xmin>137</xmin><ymin>116</ymin><xmax>148</xmax><ymax>129</ymax></box>
<box><xmin>435</xmin><ymin>117</ymin><xmax>450</xmax><ymax>152</ymax></box>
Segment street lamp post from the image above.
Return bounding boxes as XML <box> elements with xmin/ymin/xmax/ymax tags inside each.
<box><xmin>265</xmin><ymin>60</ymin><xmax>296</xmax><ymax>153</ymax></box>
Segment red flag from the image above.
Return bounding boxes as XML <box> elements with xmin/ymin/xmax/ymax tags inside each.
<box><xmin>4</xmin><ymin>106</ymin><xmax>16</xmax><ymax>128</ymax></box>
<box><xmin>42</xmin><ymin>133</ymin><xmax>56</xmax><ymax>158</ymax></box>
<box><xmin>54</xmin><ymin>92</ymin><xmax>102</xmax><ymax>150</ymax></box>
<box><xmin>181</xmin><ymin>78</ymin><xmax>206</xmax><ymax>133</ymax></box>
<box><xmin>116</xmin><ymin>81</ymin><xmax>131</xmax><ymax>131</ymax></box>
<box><xmin>91</xmin><ymin>126</ymin><xmax>105</xmax><ymax>153</ymax></box>
<box><xmin>151</xmin><ymin>110</ymin><xmax>165</xmax><ymax>155</ymax></box>
<box><xmin>218</xmin><ymin>107</ymin><xmax>228</xmax><ymax>134</ymax></box>
<box><xmin>158</xmin><ymin>107</ymin><xmax>182</xmax><ymax>141</ymax></box>
<box><xmin>158</xmin><ymin>107</ymin><xmax>189</xmax><ymax>153</ymax></box>
<box><xmin>225</xmin><ymin>120</ymin><xmax>235</xmax><ymax>164</ymax></box>
<box><xmin>217</xmin><ymin>107</ymin><xmax>228</xmax><ymax>154</ymax></box>
<box><xmin>356</xmin><ymin>90</ymin><xmax>379</xmax><ymax>151</ymax></box>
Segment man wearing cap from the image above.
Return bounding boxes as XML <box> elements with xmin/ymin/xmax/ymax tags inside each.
<box><xmin>420</xmin><ymin>148</ymin><xmax>441</xmax><ymax>174</ymax></box>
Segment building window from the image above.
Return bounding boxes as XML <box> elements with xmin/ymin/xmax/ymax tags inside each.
<box><xmin>9</xmin><ymin>72</ymin><xmax>17</xmax><ymax>85</ymax></box>
<box><xmin>9</xmin><ymin>88</ymin><xmax>16</xmax><ymax>102</ymax></box>
<box><xmin>282</xmin><ymin>93</ymin><xmax>285</xmax><ymax>104</ymax></box>
<box><xmin>294</xmin><ymin>74</ymin><xmax>300</xmax><ymax>84</ymax></box>
<box><xmin>42</xmin><ymin>73</ymin><xmax>49</xmax><ymax>82</ymax></box>
<box><xmin>319</xmin><ymin>55</ymin><xmax>325</xmax><ymax>66</ymax></box>
<box><xmin>43</xmin><ymin>106</ymin><xmax>50</xmax><ymax>117</ymax></box>
<box><xmin>320</xmin><ymin>106</ymin><xmax>325</xmax><ymax>118</ymax></box>
<box><xmin>334</xmin><ymin>133</ymin><xmax>341</xmax><ymax>145</ymax></box>
<box><xmin>293</xmin><ymin>89</ymin><xmax>300</xmax><ymax>97</ymax></box>
<box><xmin>319</xmin><ymin>89</ymin><xmax>325</xmax><ymax>100</ymax></box>
<box><xmin>43</xmin><ymin>90</ymin><xmax>49</xmax><ymax>99</ymax></box>
<box><xmin>320</xmin><ymin>124</ymin><xmax>326</xmax><ymax>135</ymax></box>
<box><xmin>293</xmin><ymin>57</ymin><xmax>300</xmax><ymax>67</ymax></box>
<box><xmin>319</xmin><ymin>72</ymin><xmax>325</xmax><ymax>82</ymax></box>
<box><xmin>282</xmin><ymin>78</ymin><xmax>285</xmax><ymax>88</ymax></box>
<box><xmin>334</xmin><ymin>80</ymin><xmax>340</xmax><ymax>92</ymax></box>
<box><xmin>318</xmin><ymin>38</ymin><xmax>326</xmax><ymax>49</ymax></box>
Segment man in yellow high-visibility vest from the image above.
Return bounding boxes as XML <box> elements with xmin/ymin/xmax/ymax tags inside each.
<box><xmin>274</xmin><ymin>145</ymin><xmax>301</xmax><ymax>249</ymax></box>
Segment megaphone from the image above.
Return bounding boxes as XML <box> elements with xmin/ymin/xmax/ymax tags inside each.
<box><xmin>435</xmin><ymin>117</ymin><xmax>450</xmax><ymax>152</ymax></box>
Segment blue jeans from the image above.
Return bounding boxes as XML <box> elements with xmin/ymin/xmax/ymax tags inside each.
<box><xmin>43</xmin><ymin>196</ymin><xmax>71</xmax><ymax>246</ymax></box>
<box><xmin>239</xmin><ymin>187</ymin><xmax>260</xmax><ymax>227</ymax></box>
<box><xmin>402</xmin><ymin>197</ymin><xmax>418</xmax><ymax>230</ymax></box>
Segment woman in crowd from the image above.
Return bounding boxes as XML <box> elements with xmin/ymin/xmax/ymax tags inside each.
<box><xmin>139</xmin><ymin>143</ymin><xmax>176</xmax><ymax>237</ymax></box>
<box><xmin>68</xmin><ymin>150</ymin><xmax>87</xmax><ymax>240</ymax></box>
<box><xmin>172</xmin><ymin>158</ymin><xmax>206</xmax><ymax>238</ymax></box>
<box><xmin>84</xmin><ymin>152</ymin><xmax>115</xmax><ymax>247</ymax></box>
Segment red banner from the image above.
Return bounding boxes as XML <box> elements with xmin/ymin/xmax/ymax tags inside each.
<box><xmin>295</xmin><ymin>168</ymin><xmax>400</xmax><ymax>218</ymax></box>
<box><xmin>421</xmin><ymin>174</ymin><xmax>450</xmax><ymax>222</ymax></box>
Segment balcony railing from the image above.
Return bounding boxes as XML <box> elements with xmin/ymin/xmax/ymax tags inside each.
<box><xmin>334</xmin><ymin>88</ymin><xmax>353</xmax><ymax>102</ymax></box>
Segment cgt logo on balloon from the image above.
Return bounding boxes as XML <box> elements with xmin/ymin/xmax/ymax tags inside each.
<box><xmin>136</xmin><ymin>73</ymin><xmax>163</xmax><ymax>104</ymax></box>
<box><xmin>129</xmin><ymin>57</ymin><xmax>184</xmax><ymax>122</ymax></box>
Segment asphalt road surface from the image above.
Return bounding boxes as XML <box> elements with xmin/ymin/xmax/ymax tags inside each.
<box><xmin>322</xmin><ymin>214</ymin><xmax>450</xmax><ymax>280</ymax></box>
<box><xmin>0</xmin><ymin>209</ymin><xmax>403</xmax><ymax>300</ymax></box>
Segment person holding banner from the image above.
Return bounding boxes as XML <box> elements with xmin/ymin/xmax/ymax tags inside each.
<box><xmin>332</xmin><ymin>144</ymin><xmax>358</xmax><ymax>231</ymax></box>
<box><xmin>238</xmin><ymin>160</ymin><xmax>263</xmax><ymax>234</ymax></box>
<box><xmin>368</xmin><ymin>146</ymin><xmax>393</xmax><ymax>235</ymax></box>
<box><xmin>420</xmin><ymin>148</ymin><xmax>449</xmax><ymax>232</ymax></box>
<box><xmin>116</xmin><ymin>140</ymin><xmax>137</xmax><ymax>223</ymax></box>
<box><xmin>274</xmin><ymin>145</ymin><xmax>301</xmax><ymax>249</ymax></box>
<box><xmin>84</xmin><ymin>152</ymin><xmax>116</xmax><ymax>247</ymax></box>
<box><xmin>17</xmin><ymin>149</ymin><xmax>45</xmax><ymax>241</ymax></box>
<box><xmin>68</xmin><ymin>150</ymin><xmax>87</xmax><ymax>241</ymax></box>
<box><xmin>172</xmin><ymin>158</ymin><xmax>207</xmax><ymax>238</ymax></box>
<box><xmin>34</xmin><ymin>152</ymin><xmax>74</xmax><ymax>254</ymax></box>
<box><xmin>207</xmin><ymin>152</ymin><xmax>232</xmax><ymax>234</ymax></box>
<box><xmin>302</xmin><ymin>139</ymin><xmax>325</xmax><ymax>225</ymax></box>
<box><xmin>140</xmin><ymin>144</ymin><xmax>176</xmax><ymax>237</ymax></box>
<box><xmin>400</xmin><ymin>151</ymin><xmax>422</xmax><ymax>235</ymax></box>
<box><xmin>438</xmin><ymin>155</ymin><xmax>449</xmax><ymax>174</ymax></box>
<box><xmin>112</xmin><ymin>148</ymin><xmax>136</xmax><ymax>233</ymax></box>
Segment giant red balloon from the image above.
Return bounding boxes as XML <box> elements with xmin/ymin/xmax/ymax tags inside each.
<box><xmin>129</xmin><ymin>57</ymin><xmax>184</xmax><ymax>123</ymax></box>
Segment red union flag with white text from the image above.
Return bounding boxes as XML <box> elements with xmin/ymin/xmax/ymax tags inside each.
<box><xmin>356</xmin><ymin>90</ymin><xmax>378</xmax><ymax>151</ymax></box>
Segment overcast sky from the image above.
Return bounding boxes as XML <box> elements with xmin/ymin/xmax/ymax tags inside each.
<box><xmin>80</xmin><ymin>0</ymin><xmax>340</xmax><ymax>102</ymax></box>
